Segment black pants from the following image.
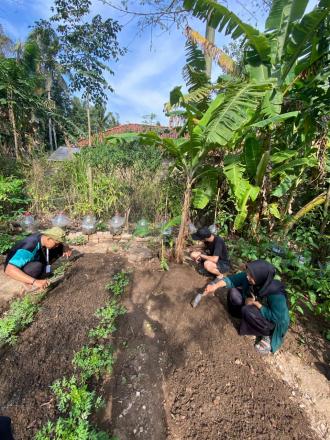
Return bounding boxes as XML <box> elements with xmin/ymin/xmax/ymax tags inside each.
<box><xmin>21</xmin><ymin>245</ymin><xmax>63</xmax><ymax>279</ymax></box>
<box><xmin>227</xmin><ymin>288</ymin><xmax>275</xmax><ymax>337</ymax></box>
<box><xmin>0</xmin><ymin>416</ymin><xmax>14</xmax><ymax>440</ymax></box>
<box><xmin>22</xmin><ymin>261</ymin><xmax>44</xmax><ymax>278</ymax></box>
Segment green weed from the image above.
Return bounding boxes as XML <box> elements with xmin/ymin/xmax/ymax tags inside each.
<box><xmin>73</xmin><ymin>345</ymin><xmax>114</xmax><ymax>381</ymax></box>
<box><xmin>105</xmin><ymin>271</ymin><xmax>129</xmax><ymax>296</ymax></box>
<box><xmin>89</xmin><ymin>300</ymin><xmax>126</xmax><ymax>340</ymax></box>
<box><xmin>66</xmin><ymin>235</ymin><xmax>88</xmax><ymax>246</ymax></box>
<box><xmin>0</xmin><ymin>295</ymin><xmax>40</xmax><ymax>346</ymax></box>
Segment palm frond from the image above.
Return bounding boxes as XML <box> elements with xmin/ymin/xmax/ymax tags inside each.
<box><xmin>200</xmin><ymin>81</ymin><xmax>272</xmax><ymax>146</ymax></box>
<box><xmin>185</xmin><ymin>26</ymin><xmax>236</xmax><ymax>74</ymax></box>
<box><xmin>184</xmin><ymin>0</ymin><xmax>270</xmax><ymax>62</ymax></box>
<box><xmin>265</xmin><ymin>0</ymin><xmax>308</xmax><ymax>63</ymax></box>
<box><xmin>281</xmin><ymin>3</ymin><xmax>330</xmax><ymax>81</ymax></box>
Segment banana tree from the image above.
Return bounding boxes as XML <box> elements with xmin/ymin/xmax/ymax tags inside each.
<box><xmin>183</xmin><ymin>0</ymin><xmax>329</xmax><ymax>233</ymax></box>
<box><xmin>145</xmin><ymin>79</ymin><xmax>271</xmax><ymax>262</ymax></box>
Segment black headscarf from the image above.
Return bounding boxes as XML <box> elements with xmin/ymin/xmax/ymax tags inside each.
<box><xmin>246</xmin><ymin>260</ymin><xmax>286</xmax><ymax>298</ymax></box>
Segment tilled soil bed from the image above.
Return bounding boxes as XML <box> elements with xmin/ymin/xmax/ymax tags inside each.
<box><xmin>0</xmin><ymin>256</ymin><xmax>322</xmax><ymax>440</ymax></box>
<box><xmin>100</xmin><ymin>264</ymin><xmax>320</xmax><ymax>440</ymax></box>
<box><xmin>0</xmin><ymin>253</ymin><xmax>125</xmax><ymax>440</ymax></box>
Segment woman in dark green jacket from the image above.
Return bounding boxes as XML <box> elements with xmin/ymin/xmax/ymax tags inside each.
<box><xmin>205</xmin><ymin>260</ymin><xmax>290</xmax><ymax>354</ymax></box>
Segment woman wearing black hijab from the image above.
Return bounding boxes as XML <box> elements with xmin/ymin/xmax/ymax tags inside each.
<box><xmin>205</xmin><ymin>260</ymin><xmax>290</xmax><ymax>354</ymax></box>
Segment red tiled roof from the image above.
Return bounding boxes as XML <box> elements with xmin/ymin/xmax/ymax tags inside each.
<box><xmin>76</xmin><ymin>123</ymin><xmax>179</xmax><ymax>147</ymax></box>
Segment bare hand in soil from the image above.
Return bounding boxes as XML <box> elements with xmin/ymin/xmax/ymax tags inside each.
<box><xmin>204</xmin><ymin>284</ymin><xmax>216</xmax><ymax>295</ymax></box>
<box><xmin>191</xmin><ymin>251</ymin><xmax>202</xmax><ymax>262</ymax></box>
<box><xmin>34</xmin><ymin>279</ymin><xmax>50</xmax><ymax>289</ymax></box>
<box><xmin>63</xmin><ymin>248</ymin><xmax>73</xmax><ymax>259</ymax></box>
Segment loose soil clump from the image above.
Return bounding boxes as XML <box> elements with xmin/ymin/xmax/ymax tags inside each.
<box><xmin>0</xmin><ymin>253</ymin><xmax>124</xmax><ymax>440</ymax></box>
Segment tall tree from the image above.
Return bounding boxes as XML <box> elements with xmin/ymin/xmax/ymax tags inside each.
<box><xmin>48</xmin><ymin>0</ymin><xmax>124</xmax><ymax>145</ymax></box>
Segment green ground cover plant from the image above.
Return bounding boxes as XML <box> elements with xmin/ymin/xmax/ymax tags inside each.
<box><xmin>105</xmin><ymin>270</ymin><xmax>129</xmax><ymax>296</ymax></box>
<box><xmin>0</xmin><ymin>294</ymin><xmax>41</xmax><ymax>346</ymax></box>
<box><xmin>73</xmin><ymin>345</ymin><xmax>114</xmax><ymax>381</ymax></box>
<box><xmin>0</xmin><ymin>261</ymin><xmax>72</xmax><ymax>348</ymax></box>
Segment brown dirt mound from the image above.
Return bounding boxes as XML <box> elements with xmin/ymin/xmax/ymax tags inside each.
<box><xmin>100</xmin><ymin>263</ymin><xmax>319</xmax><ymax>440</ymax></box>
<box><xmin>0</xmin><ymin>253</ymin><xmax>124</xmax><ymax>440</ymax></box>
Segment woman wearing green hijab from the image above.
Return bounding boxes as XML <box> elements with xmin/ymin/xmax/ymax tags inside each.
<box><xmin>205</xmin><ymin>260</ymin><xmax>290</xmax><ymax>354</ymax></box>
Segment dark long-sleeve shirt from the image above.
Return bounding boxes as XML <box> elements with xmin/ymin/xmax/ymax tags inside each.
<box><xmin>223</xmin><ymin>272</ymin><xmax>290</xmax><ymax>352</ymax></box>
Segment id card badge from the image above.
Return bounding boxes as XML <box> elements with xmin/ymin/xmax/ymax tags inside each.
<box><xmin>46</xmin><ymin>248</ymin><xmax>51</xmax><ymax>273</ymax></box>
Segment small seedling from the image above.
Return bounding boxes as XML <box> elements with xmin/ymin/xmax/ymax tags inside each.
<box><xmin>106</xmin><ymin>271</ymin><xmax>129</xmax><ymax>296</ymax></box>
<box><xmin>89</xmin><ymin>300</ymin><xmax>126</xmax><ymax>340</ymax></box>
<box><xmin>67</xmin><ymin>235</ymin><xmax>88</xmax><ymax>246</ymax></box>
<box><xmin>73</xmin><ymin>345</ymin><xmax>114</xmax><ymax>381</ymax></box>
<box><xmin>0</xmin><ymin>295</ymin><xmax>40</xmax><ymax>346</ymax></box>
<box><xmin>52</xmin><ymin>261</ymin><xmax>72</xmax><ymax>278</ymax></box>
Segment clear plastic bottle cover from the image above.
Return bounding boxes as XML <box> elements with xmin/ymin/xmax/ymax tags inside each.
<box><xmin>81</xmin><ymin>215</ymin><xmax>96</xmax><ymax>235</ymax></box>
<box><xmin>109</xmin><ymin>215</ymin><xmax>125</xmax><ymax>229</ymax></box>
<box><xmin>137</xmin><ymin>218</ymin><xmax>148</xmax><ymax>227</ymax></box>
<box><xmin>52</xmin><ymin>213</ymin><xmax>71</xmax><ymax>228</ymax></box>
<box><xmin>82</xmin><ymin>215</ymin><xmax>96</xmax><ymax>226</ymax></box>
<box><xmin>20</xmin><ymin>213</ymin><xmax>36</xmax><ymax>231</ymax></box>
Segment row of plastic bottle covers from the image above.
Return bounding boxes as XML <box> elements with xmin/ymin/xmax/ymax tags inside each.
<box><xmin>19</xmin><ymin>213</ymin><xmax>218</xmax><ymax>236</ymax></box>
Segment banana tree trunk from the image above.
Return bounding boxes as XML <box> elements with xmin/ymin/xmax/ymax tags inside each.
<box><xmin>175</xmin><ymin>177</ymin><xmax>192</xmax><ymax>263</ymax></box>
<box><xmin>8</xmin><ymin>89</ymin><xmax>19</xmax><ymax>159</ymax></box>
<box><xmin>284</xmin><ymin>192</ymin><xmax>327</xmax><ymax>234</ymax></box>
<box><xmin>204</xmin><ymin>22</ymin><xmax>215</xmax><ymax>78</ymax></box>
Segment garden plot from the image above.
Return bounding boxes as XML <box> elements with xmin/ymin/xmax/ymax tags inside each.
<box><xmin>0</xmin><ymin>253</ymin><xmax>124</xmax><ymax>439</ymax></box>
<box><xmin>0</xmin><ymin>253</ymin><xmax>328</xmax><ymax>440</ymax></box>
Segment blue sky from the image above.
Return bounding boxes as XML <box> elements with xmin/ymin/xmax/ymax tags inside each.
<box><xmin>1</xmin><ymin>0</ymin><xmax>318</xmax><ymax>125</ymax></box>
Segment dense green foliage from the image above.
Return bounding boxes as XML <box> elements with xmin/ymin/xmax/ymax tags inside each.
<box><xmin>0</xmin><ymin>295</ymin><xmax>40</xmax><ymax>346</ymax></box>
<box><xmin>0</xmin><ymin>0</ymin><xmax>123</xmax><ymax>157</ymax></box>
<box><xmin>22</xmin><ymin>140</ymin><xmax>183</xmax><ymax>221</ymax></box>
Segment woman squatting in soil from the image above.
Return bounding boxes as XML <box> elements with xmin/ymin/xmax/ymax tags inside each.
<box><xmin>204</xmin><ymin>260</ymin><xmax>290</xmax><ymax>354</ymax></box>
<box><xmin>4</xmin><ymin>227</ymin><xmax>72</xmax><ymax>291</ymax></box>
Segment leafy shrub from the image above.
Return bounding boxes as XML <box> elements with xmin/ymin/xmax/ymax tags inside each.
<box><xmin>35</xmin><ymin>376</ymin><xmax>114</xmax><ymax>440</ymax></box>
<box><xmin>73</xmin><ymin>345</ymin><xmax>114</xmax><ymax>381</ymax></box>
<box><xmin>0</xmin><ymin>175</ymin><xmax>28</xmax><ymax>223</ymax></box>
<box><xmin>89</xmin><ymin>300</ymin><xmax>126</xmax><ymax>340</ymax></box>
<box><xmin>105</xmin><ymin>271</ymin><xmax>129</xmax><ymax>296</ymax></box>
<box><xmin>0</xmin><ymin>295</ymin><xmax>40</xmax><ymax>346</ymax></box>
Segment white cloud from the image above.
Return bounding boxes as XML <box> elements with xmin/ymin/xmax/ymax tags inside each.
<box><xmin>107</xmin><ymin>31</ymin><xmax>186</xmax><ymax>123</ymax></box>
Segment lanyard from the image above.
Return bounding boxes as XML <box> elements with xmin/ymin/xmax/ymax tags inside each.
<box><xmin>46</xmin><ymin>248</ymin><xmax>49</xmax><ymax>265</ymax></box>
